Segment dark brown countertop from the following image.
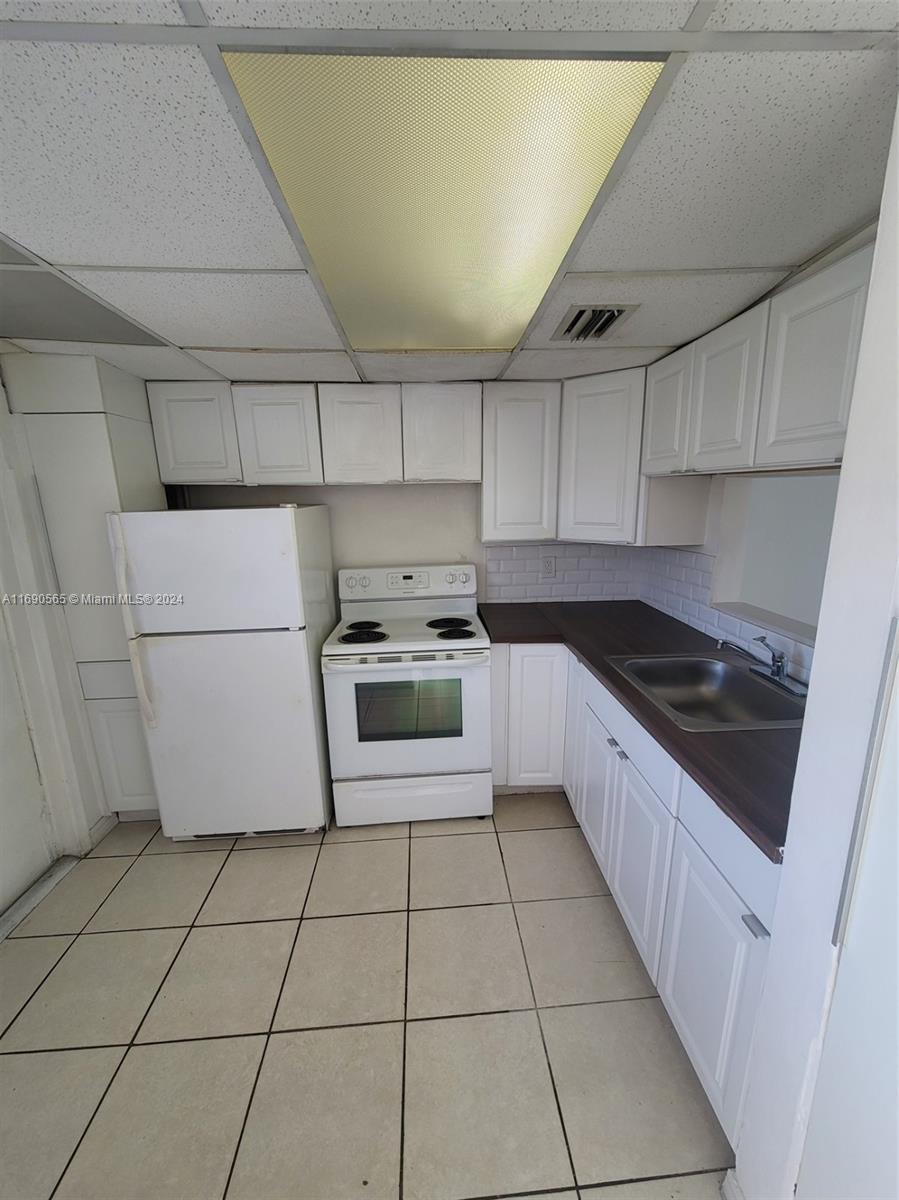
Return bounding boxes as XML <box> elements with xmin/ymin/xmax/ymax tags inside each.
<box><xmin>479</xmin><ymin>600</ymin><xmax>799</xmax><ymax>863</ymax></box>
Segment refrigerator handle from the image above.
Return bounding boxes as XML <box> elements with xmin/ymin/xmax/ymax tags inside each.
<box><xmin>128</xmin><ymin>638</ymin><xmax>157</xmax><ymax>729</ymax></box>
<box><xmin>108</xmin><ymin>513</ymin><xmax>137</xmax><ymax>641</ymax></box>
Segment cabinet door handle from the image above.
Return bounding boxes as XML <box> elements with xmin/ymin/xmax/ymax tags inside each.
<box><xmin>616</xmin><ymin>749</ymin><xmax>628</xmax><ymax>761</ymax></box>
<box><xmin>741</xmin><ymin>913</ymin><xmax>770</xmax><ymax>940</ymax></box>
<box><xmin>606</xmin><ymin>737</ymin><xmax>619</xmax><ymax>748</ymax></box>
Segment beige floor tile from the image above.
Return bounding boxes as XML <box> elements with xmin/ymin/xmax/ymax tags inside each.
<box><xmin>584</xmin><ymin>1172</ymin><xmax>727</xmax><ymax>1199</ymax></box>
<box><xmin>0</xmin><ymin>935</ymin><xmax>73</xmax><ymax>1032</ymax></box>
<box><xmin>89</xmin><ymin>820</ymin><xmax>159</xmax><ymax>857</ymax></box>
<box><xmin>325</xmin><ymin>821</ymin><xmax>409</xmax><ymax>841</ymax></box>
<box><xmin>411</xmin><ymin>815</ymin><xmax>494</xmax><ymax>836</ymax></box>
<box><xmin>409</xmin><ymin>834</ymin><xmax>509</xmax><ymax>909</ymax></box>
<box><xmin>516</xmin><ymin>897</ymin><xmax>654</xmax><ymax>1006</ymax></box>
<box><xmin>228</xmin><ymin>1024</ymin><xmax>403</xmax><ymax>1200</ymax></box>
<box><xmin>11</xmin><ymin>858</ymin><xmax>134</xmax><ymax>937</ymax></box>
<box><xmin>541</xmin><ymin>999</ymin><xmax>732</xmax><ymax>1184</ymax></box>
<box><xmin>516</xmin><ymin>1195</ymin><xmax>578</xmax><ymax>1200</ymax></box>
<box><xmin>144</xmin><ymin>830</ymin><xmax>236</xmax><ymax>854</ymax></box>
<box><xmin>274</xmin><ymin>912</ymin><xmax>406</xmax><ymax>1030</ymax></box>
<box><xmin>494</xmin><ymin>791</ymin><xmax>577</xmax><ymax>831</ymax></box>
<box><xmin>85</xmin><ymin>851</ymin><xmax>227</xmax><ymax>931</ymax></box>
<box><xmin>0</xmin><ymin>929</ymin><xmax>184</xmax><ymax>1051</ymax></box>
<box><xmin>196</xmin><ymin>845</ymin><xmax>317</xmax><ymax>924</ymax></box>
<box><xmin>0</xmin><ymin>1047</ymin><xmax>124</xmax><ymax>1200</ymax></box>
<box><xmin>234</xmin><ymin>830</ymin><xmax>323</xmax><ymax>849</ymax></box>
<box><xmin>500</xmin><ymin>828</ymin><xmax>609</xmax><ymax>901</ymax></box>
<box><xmin>137</xmin><ymin>921</ymin><xmax>297</xmax><ymax>1042</ymax></box>
<box><xmin>404</xmin><ymin>1010</ymin><xmax>573</xmax><ymax>1200</ymax></box>
<box><xmin>407</xmin><ymin>905</ymin><xmax>532</xmax><ymax>1019</ymax></box>
<box><xmin>305</xmin><ymin>840</ymin><xmax>409</xmax><ymax>917</ymax></box>
<box><xmin>55</xmin><ymin>1036</ymin><xmax>265</xmax><ymax>1200</ymax></box>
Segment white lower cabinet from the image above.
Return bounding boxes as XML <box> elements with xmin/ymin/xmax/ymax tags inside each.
<box><xmin>86</xmin><ymin>698</ymin><xmax>157</xmax><ymax>813</ymax></box>
<box><xmin>490</xmin><ymin>643</ymin><xmax>510</xmax><ymax>787</ymax></box>
<box><xmin>658</xmin><ymin>824</ymin><xmax>770</xmax><ymax>1141</ymax></box>
<box><xmin>506</xmin><ymin>643</ymin><xmax>568</xmax><ymax>786</ymax></box>
<box><xmin>562</xmin><ymin>656</ymin><xmax>584</xmax><ymax>810</ymax></box>
<box><xmin>610</xmin><ymin>757</ymin><xmax>676</xmax><ymax>981</ymax></box>
<box><xmin>578</xmin><ymin>703</ymin><xmax>619</xmax><ymax>874</ymax></box>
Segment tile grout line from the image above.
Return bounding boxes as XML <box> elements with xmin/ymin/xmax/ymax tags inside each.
<box><xmin>220</xmin><ymin>833</ymin><xmax>326</xmax><ymax>1199</ymax></box>
<box><xmin>398</xmin><ymin>824</ymin><xmax>413</xmax><ymax>1200</ymax></box>
<box><xmin>48</xmin><ymin>839</ymin><xmax>239</xmax><ymax>1199</ymax></box>
<box><xmin>494</xmin><ymin>824</ymin><xmax>580</xmax><ymax>1194</ymax></box>
<box><xmin>454</xmin><ymin>1163</ymin><xmax>730</xmax><ymax>1200</ymax></box>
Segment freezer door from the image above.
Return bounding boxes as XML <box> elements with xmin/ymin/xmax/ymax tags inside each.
<box><xmin>134</xmin><ymin>630</ymin><xmax>327</xmax><ymax>836</ymax></box>
<box><xmin>109</xmin><ymin>508</ymin><xmax>305</xmax><ymax>634</ymax></box>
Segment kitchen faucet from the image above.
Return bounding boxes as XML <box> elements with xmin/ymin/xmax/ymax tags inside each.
<box><xmin>716</xmin><ymin>633</ymin><xmax>806</xmax><ymax>695</ymax></box>
<box><xmin>752</xmin><ymin>635</ymin><xmax>786</xmax><ymax>680</ymax></box>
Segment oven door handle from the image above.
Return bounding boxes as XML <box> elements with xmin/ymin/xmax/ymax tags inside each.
<box><xmin>322</xmin><ymin>651</ymin><xmax>491</xmax><ymax>673</ymax></box>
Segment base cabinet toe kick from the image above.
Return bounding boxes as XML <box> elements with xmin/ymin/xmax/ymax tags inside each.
<box><xmin>495</xmin><ymin>642</ymin><xmax>781</xmax><ymax>1145</ymax></box>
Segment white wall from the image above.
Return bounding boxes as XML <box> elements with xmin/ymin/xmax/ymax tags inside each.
<box><xmin>731</xmin><ymin>104</ymin><xmax>898</xmax><ymax>1200</ymax></box>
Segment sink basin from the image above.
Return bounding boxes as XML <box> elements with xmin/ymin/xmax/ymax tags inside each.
<box><xmin>607</xmin><ymin>654</ymin><xmax>805</xmax><ymax>732</ymax></box>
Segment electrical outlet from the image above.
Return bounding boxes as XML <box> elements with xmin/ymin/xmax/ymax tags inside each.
<box><xmin>540</xmin><ymin>555</ymin><xmax>557</xmax><ymax>581</ymax></box>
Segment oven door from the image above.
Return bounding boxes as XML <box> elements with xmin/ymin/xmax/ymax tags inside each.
<box><xmin>322</xmin><ymin>650</ymin><xmax>491</xmax><ymax>781</ymax></box>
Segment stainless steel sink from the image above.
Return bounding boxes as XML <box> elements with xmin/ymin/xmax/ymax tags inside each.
<box><xmin>606</xmin><ymin>654</ymin><xmax>806</xmax><ymax>732</ymax></box>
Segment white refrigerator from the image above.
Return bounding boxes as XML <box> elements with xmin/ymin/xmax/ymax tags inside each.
<box><xmin>107</xmin><ymin>505</ymin><xmax>335</xmax><ymax>838</ymax></box>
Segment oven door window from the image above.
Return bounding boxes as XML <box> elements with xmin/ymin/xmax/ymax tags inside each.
<box><xmin>355</xmin><ymin>678</ymin><xmax>463</xmax><ymax>742</ymax></box>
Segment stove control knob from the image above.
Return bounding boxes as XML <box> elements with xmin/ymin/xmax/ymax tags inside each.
<box><xmin>445</xmin><ymin>572</ymin><xmax>456</xmax><ymax>584</ymax></box>
<box><xmin>359</xmin><ymin>575</ymin><xmax>370</xmax><ymax>588</ymax></box>
<box><xmin>459</xmin><ymin>572</ymin><xmax>470</xmax><ymax>584</ymax></box>
<box><xmin>345</xmin><ymin>575</ymin><xmax>357</xmax><ymax>589</ymax></box>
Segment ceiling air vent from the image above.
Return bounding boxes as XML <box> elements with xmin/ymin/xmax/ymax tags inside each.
<box><xmin>551</xmin><ymin>304</ymin><xmax>636</xmax><ymax>342</ymax></box>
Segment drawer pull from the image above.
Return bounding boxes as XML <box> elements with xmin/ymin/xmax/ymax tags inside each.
<box><xmin>616</xmin><ymin>749</ymin><xmax>628</xmax><ymax>761</ymax></box>
<box><xmin>741</xmin><ymin>913</ymin><xmax>770</xmax><ymax>940</ymax></box>
<box><xmin>606</xmin><ymin>737</ymin><xmax>619</xmax><ymax>748</ymax></box>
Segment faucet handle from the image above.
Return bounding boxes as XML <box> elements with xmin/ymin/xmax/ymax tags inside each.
<box><xmin>753</xmin><ymin>635</ymin><xmax>786</xmax><ymax>673</ymax></box>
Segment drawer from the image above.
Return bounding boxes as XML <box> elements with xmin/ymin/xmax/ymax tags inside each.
<box><xmin>581</xmin><ymin>666</ymin><xmax>681</xmax><ymax>815</ymax></box>
<box><xmin>678</xmin><ymin>773</ymin><xmax>780</xmax><ymax>928</ymax></box>
<box><xmin>78</xmin><ymin>660</ymin><xmax>137</xmax><ymax>700</ymax></box>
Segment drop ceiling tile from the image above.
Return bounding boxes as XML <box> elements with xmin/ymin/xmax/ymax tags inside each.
<box><xmin>504</xmin><ymin>347</ymin><xmax>674</xmax><ymax>380</ymax></box>
<box><xmin>573</xmin><ymin>50</ymin><xmax>898</xmax><ymax>271</ymax></box>
<box><xmin>526</xmin><ymin>270</ymin><xmax>787</xmax><ymax>349</ymax></box>
<box><xmin>11</xmin><ymin>341</ymin><xmax>225</xmax><ymax>380</ymax></box>
<box><xmin>201</xmin><ymin>1</ymin><xmax>695</xmax><ymax>30</ymax></box>
<box><xmin>66</xmin><ymin>270</ymin><xmax>344</xmax><ymax>350</ymax></box>
<box><xmin>0</xmin><ymin>240</ymin><xmax>36</xmax><ymax>266</ymax></box>
<box><xmin>0</xmin><ymin>43</ymin><xmax>302</xmax><ymax>269</ymax></box>
<box><xmin>189</xmin><ymin>350</ymin><xmax>359</xmax><ymax>381</ymax></box>
<box><xmin>0</xmin><ymin>1</ymin><xmax>186</xmax><ymax>19</ymax></box>
<box><xmin>358</xmin><ymin>353</ymin><xmax>509</xmax><ymax>382</ymax></box>
<box><xmin>0</xmin><ymin>339</ymin><xmax>26</xmax><ymax>353</ymax></box>
<box><xmin>706</xmin><ymin>1</ymin><xmax>899</xmax><ymax>30</ymax></box>
<box><xmin>0</xmin><ymin>269</ymin><xmax>165</xmax><ymax>344</ymax></box>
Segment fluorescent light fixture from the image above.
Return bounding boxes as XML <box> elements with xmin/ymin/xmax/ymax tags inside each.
<box><xmin>225</xmin><ymin>52</ymin><xmax>665</xmax><ymax>351</ymax></box>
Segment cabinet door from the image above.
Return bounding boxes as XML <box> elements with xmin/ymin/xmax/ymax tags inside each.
<box><xmin>610</xmin><ymin>757</ymin><xmax>675</xmax><ymax>981</ymax></box>
<box><xmin>562</xmin><ymin>654</ymin><xmax>583</xmax><ymax>810</ymax></box>
<box><xmin>755</xmin><ymin>245</ymin><xmax>873</xmax><ymax>467</ymax></box>
<box><xmin>558</xmin><ymin>368</ymin><xmax>644</xmax><ymax>542</ymax></box>
<box><xmin>233</xmin><ymin>384</ymin><xmax>323</xmax><ymax>484</ymax></box>
<box><xmin>687</xmin><ymin>303</ymin><xmax>768</xmax><ymax>472</ymax></box>
<box><xmin>507</xmin><ymin>643</ymin><xmax>568</xmax><ymax>786</ymax></box>
<box><xmin>318</xmin><ymin>384</ymin><xmax>403</xmax><ymax>483</ymax></box>
<box><xmin>642</xmin><ymin>346</ymin><xmax>692</xmax><ymax>475</ymax></box>
<box><xmin>491</xmin><ymin>643</ymin><xmax>510</xmax><ymax>787</ymax></box>
<box><xmin>482</xmin><ymin>382</ymin><xmax>560</xmax><ymax>540</ymax></box>
<box><xmin>579</xmin><ymin>703</ymin><xmax>619</xmax><ymax>875</ymax></box>
<box><xmin>86</xmin><ymin>698</ymin><xmax>157</xmax><ymax>813</ymax></box>
<box><xmin>402</xmin><ymin>383</ymin><xmax>481</xmax><ymax>481</ymax></box>
<box><xmin>659</xmin><ymin>824</ymin><xmax>770</xmax><ymax>1141</ymax></box>
<box><xmin>147</xmin><ymin>382</ymin><xmax>242</xmax><ymax>483</ymax></box>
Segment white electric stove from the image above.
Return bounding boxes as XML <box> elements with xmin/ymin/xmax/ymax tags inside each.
<box><xmin>321</xmin><ymin>564</ymin><xmax>493</xmax><ymax>827</ymax></box>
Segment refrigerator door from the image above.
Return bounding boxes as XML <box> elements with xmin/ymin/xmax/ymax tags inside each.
<box><xmin>133</xmin><ymin>630</ymin><xmax>327</xmax><ymax>836</ymax></box>
<box><xmin>109</xmin><ymin>508</ymin><xmax>305</xmax><ymax>635</ymax></box>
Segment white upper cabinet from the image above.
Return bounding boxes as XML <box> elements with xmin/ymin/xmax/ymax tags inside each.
<box><xmin>687</xmin><ymin>303</ymin><xmax>768</xmax><ymax>473</ymax></box>
<box><xmin>318</xmin><ymin>383</ymin><xmax>403</xmax><ymax>483</ymax></box>
<box><xmin>558</xmin><ymin>368</ymin><xmax>645</xmax><ymax>543</ymax></box>
<box><xmin>148</xmin><ymin>382</ymin><xmax>242</xmax><ymax>484</ymax></box>
<box><xmin>481</xmin><ymin>382</ymin><xmax>561</xmax><ymax>541</ymax></box>
<box><xmin>232</xmin><ymin>384</ymin><xmax>323</xmax><ymax>485</ymax></box>
<box><xmin>642</xmin><ymin>346</ymin><xmax>693</xmax><ymax>475</ymax></box>
<box><xmin>402</xmin><ymin>383</ymin><xmax>481</xmax><ymax>481</ymax></box>
<box><xmin>755</xmin><ymin>245</ymin><xmax>873</xmax><ymax>467</ymax></box>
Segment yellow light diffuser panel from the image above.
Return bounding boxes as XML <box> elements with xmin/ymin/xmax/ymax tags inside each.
<box><xmin>225</xmin><ymin>52</ymin><xmax>664</xmax><ymax>351</ymax></box>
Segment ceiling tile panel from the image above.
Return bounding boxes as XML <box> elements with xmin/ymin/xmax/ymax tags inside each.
<box><xmin>573</xmin><ymin>50</ymin><xmax>898</xmax><ymax>272</ymax></box>
<box><xmin>0</xmin><ymin>268</ymin><xmax>165</xmax><ymax>344</ymax></box>
<box><xmin>357</xmin><ymin>352</ymin><xmax>509</xmax><ymax>382</ymax></box>
<box><xmin>526</xmin><ymin>270</ymin><xmax>787</xmax><ymax>348</ymax></box>
<box><xmin>201</xmin><ymin>1</ymin><xmax>695</xmax><ymax>30</ymax></box>
<box><xmin>0</xmin><ymin>339</ymin><xmax>26</xmax><ymax>353</ymax></box>
<box><xmin>706</xmin><ymin>1</ymin><xmax>899</xmax><ymax>30</ymax></box>
<box><xmin>66</xmin><ymin>270</ymin><xmax>344</xmax><ymax>349</ymax></box>
<box><xmin>504</xmin><ymin>346</ymin><xmax>674</xmax><ymax>379</ymax></box>
<box><xmin>188</xmin><ymin>350</ymin><xmax>360</xmax><ymax>381</ymax></box>
<box><xmin>11</xmin><ymin>340</ymin><xmax>225</xmax><ymax>380</ymax></box>
<box><xmin>0</xmin><ymin>42</ymin><xmax>303</xmax><ymax>269</ymax></box>
<box><xmin>0</xmin><ymin>1</ymin><xmax>186</xmax><ymax>19</ymax></box>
